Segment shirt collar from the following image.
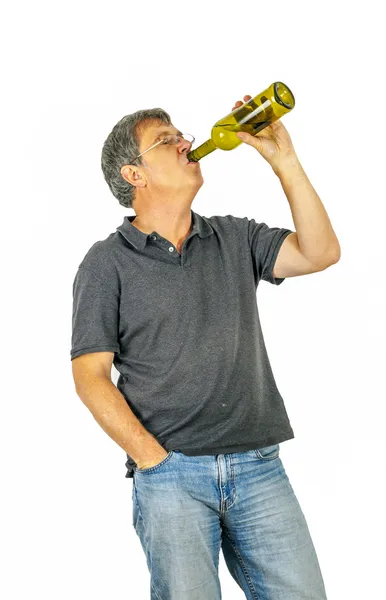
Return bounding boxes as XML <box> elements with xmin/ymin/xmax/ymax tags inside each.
<box><xmin>116</xmin><ymin>209</ymin><xmax>213</xmax><ymax>251</ymax></box>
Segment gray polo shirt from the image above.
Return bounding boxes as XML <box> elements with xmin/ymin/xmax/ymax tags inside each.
<box><xmin>71</xmin><ymin>209</ymin><xmax>295</xmax><ymax>478</ymax></box>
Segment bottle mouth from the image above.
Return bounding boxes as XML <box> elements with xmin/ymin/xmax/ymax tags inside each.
<box><xmin>274</xmin><ymin>82</ymin><xmax>295</xmax><ymax>109</ymax></box>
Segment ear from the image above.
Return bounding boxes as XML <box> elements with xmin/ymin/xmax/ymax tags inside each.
<box><xmin>121</xmin><ymin>165</ymin><xmax>146</xmax><ymax>187</ymax></box>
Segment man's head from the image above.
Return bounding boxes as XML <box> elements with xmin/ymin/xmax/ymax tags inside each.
<box><xmin>101</xmin><ymin>108</ymin><xmax>203</xmax><ymax>212</ymax></box>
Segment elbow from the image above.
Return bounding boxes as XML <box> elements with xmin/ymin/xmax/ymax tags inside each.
<box><xmin>313</xmin><ymin>247</ymin><xmax>341</xmax><ymax>271</ymax></box>
<box><xmin>329</xmin><ymin>245</ymin><xmax>341</xmax><ymax>264</ymax></box>
<box><xmin>324</xmin><ymin>243</ymin><xmax>341</xmax><ymax>266</ymax></box>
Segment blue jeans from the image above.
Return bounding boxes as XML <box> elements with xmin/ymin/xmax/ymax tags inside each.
<box><xmin>132</xmin><ymin>444</ymin><xmax>328</xmax><ymax>599</ymax></box>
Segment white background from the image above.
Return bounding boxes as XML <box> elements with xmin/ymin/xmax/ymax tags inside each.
<box><xmin>1</xmin><ymin>1</ymin><xmax>385</xmax><ymax>598</ymax></box>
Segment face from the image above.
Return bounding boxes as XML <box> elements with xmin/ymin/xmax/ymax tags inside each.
<box><xmin>123</xmin><ymin>123</ymin><xmax>204</xmax><ymax>195</ymax></box>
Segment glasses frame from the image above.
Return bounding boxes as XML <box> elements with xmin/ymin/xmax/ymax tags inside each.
<box><xmin>129</xmin><ymin>133</ymin><xmax>195</xmax><ymax>164</ymax></box>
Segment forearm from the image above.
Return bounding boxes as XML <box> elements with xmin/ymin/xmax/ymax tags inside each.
<box><xmin>75</xmin><ymin>376</ymin><xmax>163</xmax><ymax>464</ymax></box>
<box><xmin>274</xmin><ymin>156</ymin><xmax>341</xmax><ymax>264</ymax></box>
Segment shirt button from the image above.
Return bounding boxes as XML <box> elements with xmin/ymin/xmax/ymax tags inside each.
<box><xmin>150</xmin><ymin>235</ymin><xmax>157</xmax><ymax>240</ymax></box>
<box><xmin>168</xmin><ymin>246</ymin><xmax>174</xmax><ymax>252</ymax></box>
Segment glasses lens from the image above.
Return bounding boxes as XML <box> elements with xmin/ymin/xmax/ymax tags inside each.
<box><xmin>166</xmin><ymin>133</ymin><xmax>194</xmax><ymax>145</ymax></box>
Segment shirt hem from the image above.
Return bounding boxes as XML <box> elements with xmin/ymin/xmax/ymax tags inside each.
<box><xmin>70</xmin><ymin>345</ymin><xmax>120</xmax><ymax>360</ymax></box>
<box><xmin>124</xmin><ymin>428</ymin><xmax>295</xmax><ymax>478</ymax></box>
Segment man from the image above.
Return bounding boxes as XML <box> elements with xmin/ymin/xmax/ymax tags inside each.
<box><xmin>71</xmin><ymin>95</ymin><xmax>340</xmax><ymax>599</ymax></box>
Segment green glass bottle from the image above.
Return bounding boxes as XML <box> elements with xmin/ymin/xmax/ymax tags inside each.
<box><xmin>187</xmin><ymin>81</ymin><xmax>295</xmax><ymax>162</ymax></box>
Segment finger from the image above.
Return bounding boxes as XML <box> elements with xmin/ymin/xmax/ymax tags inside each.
<box><xmin>232</xmin><ymin>95</ymin><xmax>253</xmax><ymax>111</ymax></box>
<box><xmin>234</xmin><ymin>95</ymin><xmax>252</xmax><ymax>106</ymax></box>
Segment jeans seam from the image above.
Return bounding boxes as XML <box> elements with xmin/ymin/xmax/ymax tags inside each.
<box><xmin>150</xmin><ymin>582</ymin><xmax>164</xmax><ymax>600</ymax></box>
<box><xmin>222</xmin><ymin>529</ymin><xmax>262</xmax><ymax>600</ymax></box>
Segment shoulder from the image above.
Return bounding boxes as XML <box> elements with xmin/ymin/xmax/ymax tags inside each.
<box><xmin>202</xmin><ymin>213</ymin><xmax>249</xmax><ymax>234</ymax></box>
<box><xmin>76</xmin><ymin>232</ymin><xmax>123</xmax><ymax>291</ymax></box>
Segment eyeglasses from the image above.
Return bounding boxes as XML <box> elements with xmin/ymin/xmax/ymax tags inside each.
<box><xmin>129</xmin><ymin>133</ymin><xmax>195</xmax><ymax>164</ymax></box>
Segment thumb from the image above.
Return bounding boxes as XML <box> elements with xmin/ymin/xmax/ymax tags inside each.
<box><xmin>236</xmin><ymin>131</ymin><xmax>260</xmax><ymax>146</ymax></box>
<box><xmin>236</xmin><ymin>132</ymin><xmax>249</xmax><ymax>141</ymax></box>
<box><xmin>236</xmin><ymin>131</ymin><xmax>270</xmax><ymax>161</ymax></box>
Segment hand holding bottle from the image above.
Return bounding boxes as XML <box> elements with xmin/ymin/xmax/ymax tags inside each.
<box><xmin>187</xmin><ymin>82</ymin><xmax>297</xmax><ymax>171</ymax></box>
<box><xmin>233</xmin><ymin>94</ymin><xmax>297</xmax><ymax>173</ymax></box>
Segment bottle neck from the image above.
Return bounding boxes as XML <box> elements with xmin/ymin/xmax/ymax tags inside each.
<box><xmin>187</xmin><ymin>138</ymin><xmax>217</xmax><ymax>162</ymax></box>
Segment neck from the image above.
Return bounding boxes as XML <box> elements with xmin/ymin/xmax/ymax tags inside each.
<box><xmin>132</xmin><ymin>206</ymin><xmax>194</xmax><ymax>250</ymax></box>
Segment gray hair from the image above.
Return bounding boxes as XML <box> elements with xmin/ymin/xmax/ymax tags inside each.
<box><xmin>100</xmin><ymin>108</ymin><xmax>172</xmax><ymax>210</ymax></box>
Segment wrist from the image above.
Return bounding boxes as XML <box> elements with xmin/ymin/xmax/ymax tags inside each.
<box><xmin>272</xmin><ymin>153</ymin><xmax>302</xmax><ymax>178</ymax></box>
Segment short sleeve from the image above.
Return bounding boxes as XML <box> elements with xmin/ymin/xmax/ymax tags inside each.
<box><xmin>247</xmin><ymin>219</ymin><xmax>293</xmax><ymax>285</ymax></box>
<box><xmin>71</xmin><ymin>266</ymin><xmax>120</xmax><ymax>360</ymax></box>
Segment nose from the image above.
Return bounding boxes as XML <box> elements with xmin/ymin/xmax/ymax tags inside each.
<box><xmin>177</xmin><ymin>137</ymin><xmax>193</xmax><ymax>155</ymax></box>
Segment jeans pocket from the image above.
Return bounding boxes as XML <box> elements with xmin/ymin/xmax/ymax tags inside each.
<box><xmin>133</xmin><ymin>450</ymin><xmax>175</xmax><ymax>474</ymax></box>
<box><xmin>254</xmin><ymin>443</ymin><xmax>280</xmax><ymax>460</ymax></box>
